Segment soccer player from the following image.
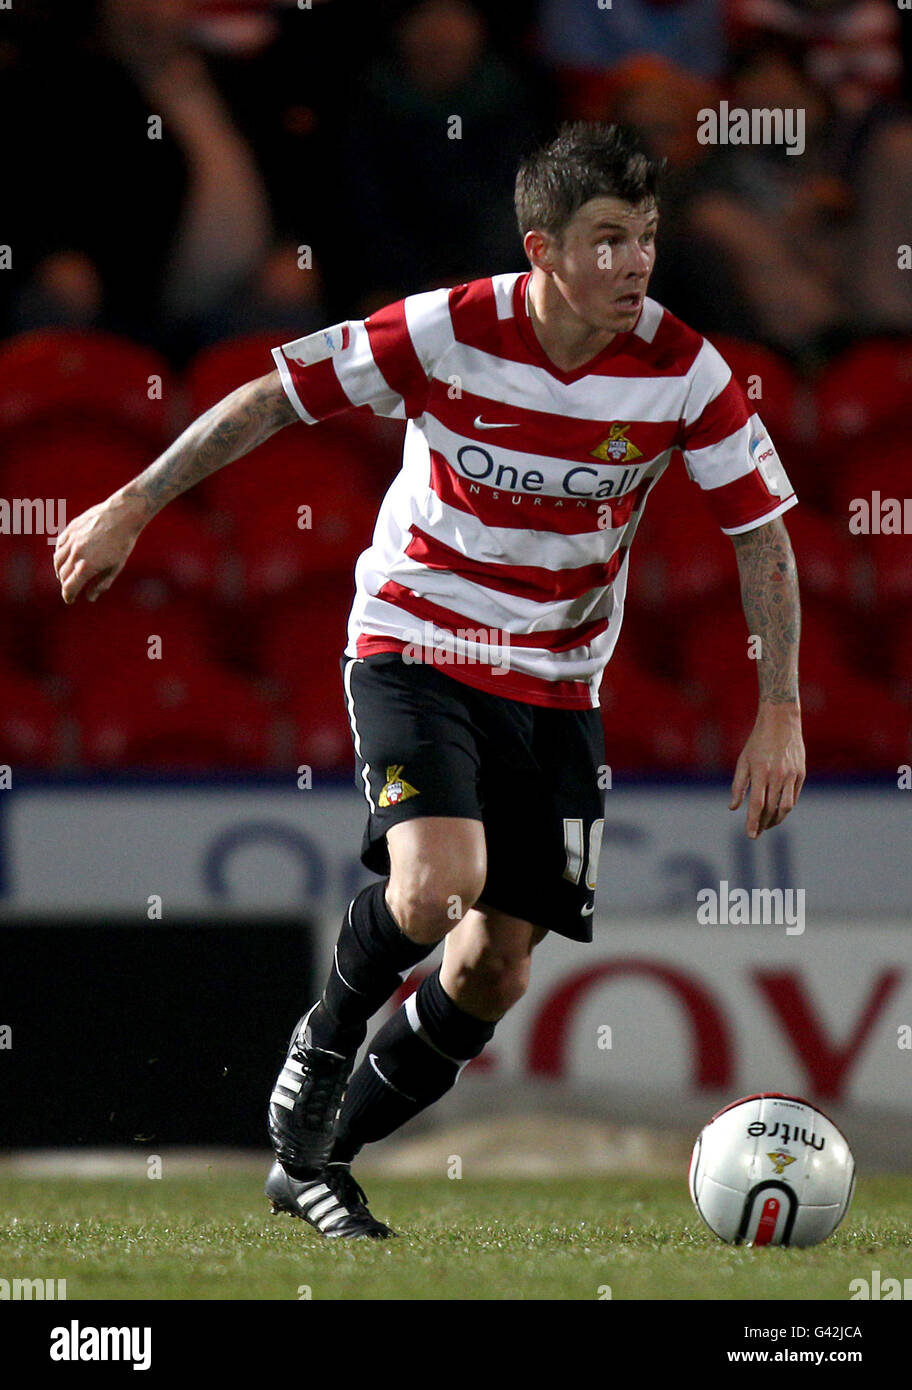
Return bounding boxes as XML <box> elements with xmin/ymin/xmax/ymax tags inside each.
<box><xmin>54</xmin><ymin>124</ymin><xmax>805</xmax><ymax>1239</ymax></box>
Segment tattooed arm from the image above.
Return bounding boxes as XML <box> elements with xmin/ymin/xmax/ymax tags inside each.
<box><xmin>54</xmin><ymin>371</ymin><xmax>297</xmax><ymax>604</ymax></box>
<box><xmin>727</xmin><ymin>515</ymin><xmax>806</xmax><ymax>838</ymax></box>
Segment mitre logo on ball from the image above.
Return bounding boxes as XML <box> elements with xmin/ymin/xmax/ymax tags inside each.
<box><xmin>689</xmin><ymin>1093</ymin><xmax>855</xmax><ymax>1247</ymax></box>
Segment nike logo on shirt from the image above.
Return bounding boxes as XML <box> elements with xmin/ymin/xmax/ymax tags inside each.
<box><xmin>474</xmin><ymin>416</ymin><xmax>520</xmax><ymax>429</ymax></box>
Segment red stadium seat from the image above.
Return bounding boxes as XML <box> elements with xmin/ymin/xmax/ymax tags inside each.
<box><xmin>232</xmin><ymin>484</ymin><xmax>376</xmax><ymax>597</ymax></box>
<box><xmin>885</xmin><ymin>613</ymin><xmax>912</xmax><ymax>691</ymax></box>
<box><xmin>706</xmin><ymin>334</ymin><xmax>802</xmax><ymax>448</ymax></box>
<box><xmin>0</xmin><ymin>329</ymin><xmax>174</xmax><ymax>444</ymax></box>
<box><xmin>609</xmin><ymin>457</ymin><xmax>749</xmax><ymax>680</ymax></box>
<box><xmin>184</xmin><ymin>417</ymin><xmax>387</xmax><ymax>529</ymax></box>
<box><xmin>44</xmin><ymin>592</ymin><xmax>220</xmax><ymax>687</ymax></box>
<box><xmin>816</xmin><ymin>337</ymin><xmax>912</xmax><ymax>451</ymax></box>
<box><xmin>185</xmin><ymin>334</ymin><xmax>402</xmax><ymax>517</ymax></box>
<box><xmin>631</xmin><ymin>519</ymin><xmax>735</xmax><ymax>612</ymax></box>
<box><xmin>125</xmin><ymin>504</ymin><xmax>229</xmax><ymax>598</ymax></box>
<box><xmin>256</xmin><ymin>583</ymin><xmax>354</xmax><ymax>684</ymax></box>
<box><xmin>184</xmin><ymin>332</ymin><xmax>298</xmax><ymax>415</ymax></box>
<box><xmin>640</xmin><ymin>452</ymin><xmax>738</xmax><ymax>536</ymax></box>
<box><xmin>715</xmin><ymin>670</ymin><xmax>910</xmax><ymax>773</ymax></box>
<box><xmin>637</xmin><ymin>454</ymin><xmax>707</xmax><ymax>537</ymax></box>
<box><xmin>175</xmin><ymin>335</ymin><xmax>303</xmax><ymax>520</ymax></box>
<box><xmin>0</xmin><ymin>601</ymin><xmax>37</xmax><ymax>672</ymax></box>
<box><xmin>0</xmin><ymin>419</ymin><xmax>153</xmax><ymax>600</ymax></box>
<box><xmin>0</xmin><ymin>526</ymin><xmax>60</xmax><ymax>603</ymax></box>
<box><xmin>599</xmin><ymin>646</ymin><xmax>707</xmax><ymax>771</ymax></box>
<box><xmin>285</xmin><ymin>672</ymin><xmax>357</xmax><ymax>772</ymax></box>
<box><xmin>1</xmin><ymin>467</ymin><xmax>228</xmax><ymax>605</ymax></box>
<box><xmin>0</xmin><ymin>417</ymin><xmax>151</xmax><ymax>505</ymax></box>
<box><xmin>631</xmin><ymin>511</ymin><xmax>739</xmax><ymax>619</ymax></box>
<box><xmin>681</xmin><ymin>593</ymin><xmax>908</xmax><ymax>771</ymax></box>
<box><xmin>829</xmin><ymin>434</ymin><xmax>912</xmax><ymax>528</ymax></box>
<box><xmin>0</xmin><ymin>668</ymin><xmax>61</xmax><ymax>767</ymax></box>
<box><xmin>780</xmin><ymin>506</ymin><xmax>861</xmax><ymax>605</ymax></box>
<box><xmin>804</xmin><ymin>677</ymin><xmax>911</xmax><ymax>772</ymax></box>
<box><xmin>258</xmin><ymin>583</ymin><xmax>356</xmax><ymax>770</ymax></box>
<box><xmin>72</xmin><ymin>661</ymin><xmax>275</xmax><ymax>769</ymax></box>
<box><xmin>629</xmin><ymin>458</ymin><xmax>736</xmax><ymax>611</ymax></box>
<box><xmin>255</xmin><ymin>575</ymin><xmax>375</xmax><ymax>772</ymax></box>
<box><xmin>677</xmin><ymin>597</ymin><xmax>859</xmax><ymax>700</ymax></box>
<box><xmin>871</xmin><ymin>544</ymin><xmax>912</xmax><ymax>608</ymax></box>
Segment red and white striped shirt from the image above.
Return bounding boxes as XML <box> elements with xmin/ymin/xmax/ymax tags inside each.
<box><xmin>272</xmin><ymin>272</ymin><xmax>796</xmax><ymax>708</ymax></box>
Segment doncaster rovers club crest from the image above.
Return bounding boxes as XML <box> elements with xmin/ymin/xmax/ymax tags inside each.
<box><xmin>591</xmin><ymin>423</ymin><xmax>643</xmax><ymax>463</ymax></box>
<box><xmin>379</xmin><ymin>765</ymin><xmax>419</xmax><ymax>808</ymax></box>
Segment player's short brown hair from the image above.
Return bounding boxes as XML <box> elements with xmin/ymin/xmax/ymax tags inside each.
<box><xmin>514</xmin><ymin>122</ymin><xmax>665</xmax><ymax>242</ymax></box>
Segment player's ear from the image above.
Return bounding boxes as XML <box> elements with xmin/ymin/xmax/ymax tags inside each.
<box><xmin>523</xmin><ymin>228</ymin><xmax>555</xmax><ymax>274</ymax></box>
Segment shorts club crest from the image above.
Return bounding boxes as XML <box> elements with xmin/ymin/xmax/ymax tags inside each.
<box><xmin>378</xmin><ymin>765</ymin><xmax>419</xmax><ymax>808</ymax></box>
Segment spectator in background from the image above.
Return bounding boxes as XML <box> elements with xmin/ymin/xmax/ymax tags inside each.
<box><xmin>101</xmin><ymin>0</ymin><xmax>274</xmax><ymax>330</ymax></box>
<box><xmin>684</xmin><ymin>36</ymin><xmax>912</xmax><ymax>350</ymax></box>
<box><xmin>848</xmin><ymin>111</ymin><xmax>912</xmax><ymax>333</ymax></box>
<box><xmin>536</xmin><ymin>0</ymin><xmax>727</xmax><ymax>120</ymax></box>
<box><xmin>729</xmin><ymin>0</ymin><xmax>905</xmax><ymax>118</ymax></box>
<box><xmin>681</xmin><ymin>41</ymin><xmax>858</xmax><ymax>355</ymax></box>
<box><xmin>598</xmin><ymin>55</ymin><xmax>746</xmax><ymax>331</ymax></box>
<box><xmin>729</xmin><ymin>0</ymin><xmax>912</xmax><ymax>334</ymax></box>
<box><xmin>8</xmin><ymin>0</ymin><xmax>291</xmax><ymax>353</ymax></box>
<box><xmin>334</xmin><ymin>0</ymin><xmax>540</xmax><ymax>310</ymax></box>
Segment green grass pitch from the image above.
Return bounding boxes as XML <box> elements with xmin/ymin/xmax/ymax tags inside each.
<box><xmin>1</xmin><ymin>1172</ymin><xmax>910</xmax><ymax>1301</ymax></box>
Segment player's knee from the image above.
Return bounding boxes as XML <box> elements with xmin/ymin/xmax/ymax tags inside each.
<box><xmin>388</xmin><ymin>861</ymin><xmax>486</xmax><ymax>946</ymax></box>
<box><xmin>453</xmin><ymin>947</ymin><xmax>532</xmax><ymax>1019</ymax></box>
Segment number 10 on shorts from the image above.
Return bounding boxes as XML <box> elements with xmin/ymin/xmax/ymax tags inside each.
<box><xmin>562</xmin><ymin>818</ymin><xmax>605</xmax><ymax>890</ymax></box>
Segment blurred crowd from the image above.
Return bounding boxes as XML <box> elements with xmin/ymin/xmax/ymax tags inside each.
<box><xmin>2</xmin><ymin>0</ymin><xmax>911</xmax><ymax>777</ymax></box>
<box><xmin>3</xmin><ymin>0</ymin><xmax>911</xmax><ymax>362</ymax></box>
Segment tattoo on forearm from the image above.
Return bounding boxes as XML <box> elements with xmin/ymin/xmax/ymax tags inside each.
<box><xmin>731</xmin><ymin>517</ymin><xmax>801</xmax><ymax>703</ymax></box>
<box><xmin>122</xmin><ymin>373</ymin><xmax>298</xmax><ymax>517</ymax></box>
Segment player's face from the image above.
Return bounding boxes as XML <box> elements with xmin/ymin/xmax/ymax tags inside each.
<box><xmin>547</xmin><ymin>197</ymin><xmax>658</xmax><ymax>332</ymax></box>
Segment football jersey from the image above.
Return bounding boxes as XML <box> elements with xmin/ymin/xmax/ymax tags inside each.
<box><xmin>271</xmin><ymin>271</ymin><xmax>796</xmax><ymax>709</ymax></box>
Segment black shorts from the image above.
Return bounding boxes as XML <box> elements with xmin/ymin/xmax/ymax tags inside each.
<box><xmin>341</xmin><ymin>652</ymin><xmax>606</xmax><ymax>942</ymax></box>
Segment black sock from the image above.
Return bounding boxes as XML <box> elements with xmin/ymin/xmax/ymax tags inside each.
<box><xmin>330</xmin><ymin>968</ymin><xmax>497</xmax><ymax>1163</ymax></box>
<box><xmin>306</xmin><ymin>880</ymin><xmax>437</xmax><ymax>1053</ymax></box>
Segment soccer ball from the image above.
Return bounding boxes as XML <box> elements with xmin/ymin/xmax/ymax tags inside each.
<box><xmin>689</xmin><ymin>1092</ymin><xmax>856</xmax><ymax>1247</ymax></box>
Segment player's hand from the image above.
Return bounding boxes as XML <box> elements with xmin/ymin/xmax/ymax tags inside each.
<box><xmin>729</xmin><ymin>702</ymin><xmax>805</xmax><ymax>839</ymax></box>
<box><xmin>53</xmin><ymin>495</ymin><xmax>145</xmax><ymax>605</ymax></box>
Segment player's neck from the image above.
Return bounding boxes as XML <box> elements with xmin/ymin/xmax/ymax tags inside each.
<box><xmin>526</xmin><ymin>272</ymin><xmax>616</xmax><ymax>373</ymax></box>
